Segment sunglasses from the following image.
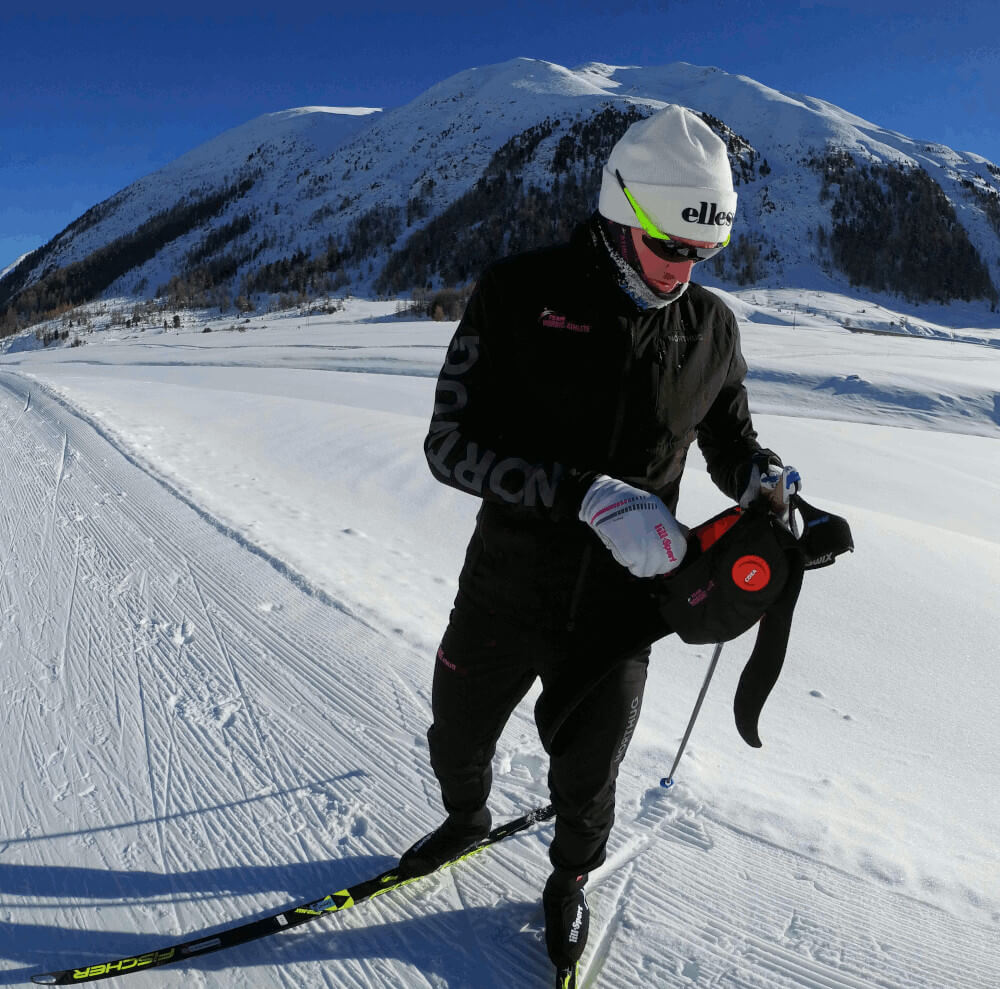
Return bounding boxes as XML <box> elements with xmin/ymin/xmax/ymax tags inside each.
<box><xmin>615</xmin><ymin>169</ymin><xmax>729</xmax><ymax>263</ymax></box>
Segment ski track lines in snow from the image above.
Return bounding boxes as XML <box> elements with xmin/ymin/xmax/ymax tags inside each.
<box><xmin>0</xmin><ymin>373</ymin><xmax>452</xmax><ymax>987</ymax></box>
<box><xmin>1</xmin><ymin>370</ymin><xmax>998</xmax><ymax>988</ymax></box>
<box><xmin>583</xmin><ymin>797</ymin><xmax>996</xmax><ymax>989</ymax></box>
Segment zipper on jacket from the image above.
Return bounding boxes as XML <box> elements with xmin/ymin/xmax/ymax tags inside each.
<box><xmin>566</xmin><ymin>320</ymin><xmax>636</xmax><ymax>633</ymax></box>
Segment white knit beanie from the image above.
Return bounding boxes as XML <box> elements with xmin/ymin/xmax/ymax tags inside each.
<box><xmin>598</xmin><ymin>105</ymin><xmax>737</xmax><ymax>244</ymax></box>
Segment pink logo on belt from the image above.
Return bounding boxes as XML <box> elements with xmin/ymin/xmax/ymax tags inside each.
<box><xmin>436</xmin><ymin>647</ymin><xmax>457</xmax><ymax>671</ymax></box>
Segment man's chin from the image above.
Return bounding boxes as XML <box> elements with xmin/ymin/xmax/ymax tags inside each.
<box><xmin>645</xmin><ymin>278</ymin><xmax>682</xmax><ymax>296</ymax></box>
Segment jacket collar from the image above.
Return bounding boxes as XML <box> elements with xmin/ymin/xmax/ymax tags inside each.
<box><xmin>577</xmin><ymin>213</ymin><xmax>690</xmax><ymax>312</ymax></box>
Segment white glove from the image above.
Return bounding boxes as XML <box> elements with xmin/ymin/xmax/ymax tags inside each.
<box><xmin>579</xmin><ymin>475</ymin><xmax>687</xmax><ymax>577</ymax></box>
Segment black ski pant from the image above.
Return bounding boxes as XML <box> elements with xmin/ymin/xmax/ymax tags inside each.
<box><xmin>426</xmin><ymin>595</ymin><xmax>649</xmax><ymax>877</ymax></box>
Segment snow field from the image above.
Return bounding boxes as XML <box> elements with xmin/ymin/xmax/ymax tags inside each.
<box><xmin>1</xmin><ymin>295</ymin><xmax>998</xmax><ymax>987</ymax></box>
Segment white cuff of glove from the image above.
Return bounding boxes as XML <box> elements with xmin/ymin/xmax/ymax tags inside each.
<box><xmin>579</xmin><ymin>475</ymin><xmax>687</xmax><ymax>578</ymax></box>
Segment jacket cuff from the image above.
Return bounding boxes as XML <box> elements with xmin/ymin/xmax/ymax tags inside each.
<box><xmin>734</xmin><ymin>448</ymin><xmax>781</xmax><ymax>502</ymax></box>
<box><xmin>552</xmin><ymin>468</ymin><xmax>599</xmax><ymax>521</ymax></box>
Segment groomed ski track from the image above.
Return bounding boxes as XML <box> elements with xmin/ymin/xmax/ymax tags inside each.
<box><xmin>0</xmin><ymin>368</ymin><xmax>995</xmax><ymax>988</ymax></box>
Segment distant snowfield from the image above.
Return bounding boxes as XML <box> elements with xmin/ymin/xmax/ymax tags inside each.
<box><xmin>1</xmin><ymin>293</ymin><xmax>998</xmax><ymax>987</ymax></box>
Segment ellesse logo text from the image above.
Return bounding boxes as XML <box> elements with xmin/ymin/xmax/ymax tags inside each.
<box><xmin>682</xmin><ymin>202</ymin><xmax>734</xmax><ymax>226</ymax></box>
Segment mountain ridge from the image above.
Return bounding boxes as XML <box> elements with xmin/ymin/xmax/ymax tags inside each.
<box><xmin>3</xmin><ymin>57</ymin><xmax>999</xmax><ymax>334</ymax></box>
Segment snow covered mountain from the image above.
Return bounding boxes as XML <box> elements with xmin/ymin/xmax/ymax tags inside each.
<box><xmin>3</xmin><ymin>58</ymin><xmax>1000</xmax><ymax>330</ymax></box>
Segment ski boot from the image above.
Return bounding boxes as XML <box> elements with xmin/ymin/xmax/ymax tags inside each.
<box><xmin>397</xmin><ymin>808</ymin><xmax>491</xmax><ymax>879</ymax></box>
<box><xmin>544</xmin><ymin>868</ymin><xmax>589</xmax><ymax>985</ymax></box>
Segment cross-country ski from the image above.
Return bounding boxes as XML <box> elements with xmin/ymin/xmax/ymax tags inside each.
<box><xmin>30</xmin><ymin>808</ymin><xmax>555</xmax><ymax>984</ymax></box>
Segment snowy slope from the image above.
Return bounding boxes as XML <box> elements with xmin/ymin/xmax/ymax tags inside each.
<box><xmin>14</xmin><ymin>107</ymin><xmax>381</xmax><ymax>277</ymax></box>
<box><xmin>4</xmin><ymin>58</ymin><xmax>999</xmax><ymax>316</ymax></box>
<box><xmin>0</xmin><ymin>290</ymin><xmax>997</xmax><ymax>987</ymax></box>
<box><xmin>0</xmin><ymin>254</ymin><xmax>31</xmax><ymax>282</ymax></box>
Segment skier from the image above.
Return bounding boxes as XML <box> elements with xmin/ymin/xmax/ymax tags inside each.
<box><xmin>399</xmin><ymin>105</ymin><xmax>800</xmax><ymax>977</ymax></box>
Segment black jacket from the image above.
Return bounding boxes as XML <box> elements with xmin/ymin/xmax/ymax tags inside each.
<box><xmin>425</xmin><ymin>216</ymin><xmax>767</xmax><ymax>631</ymax></box>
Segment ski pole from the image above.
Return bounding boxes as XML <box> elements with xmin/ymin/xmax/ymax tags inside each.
<box><xmin>660</xmin><ymin>641</ymin><xmax>724</xmax><ymax>788</ymax></box>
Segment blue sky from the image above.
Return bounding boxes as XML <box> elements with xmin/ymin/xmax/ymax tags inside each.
<box><xmin>2</xmin><ymin>0</ymin><xmax>998</xmax><ymax>271</ymax></box>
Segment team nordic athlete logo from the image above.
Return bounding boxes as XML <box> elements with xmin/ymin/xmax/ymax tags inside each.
<box><xmin>539</xmin><ymin>308</ymin><xmax>592</xmax><ymax>333</ymax></box>
<box><xmin>731</xmin><ymin>555</ymin><xmax>771</xmax><ymax>591</ymax></box>
<box><xmin>686</xmin><ymin>579</ymin><xmax>716</xmax><ymax>607</ymax></box>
